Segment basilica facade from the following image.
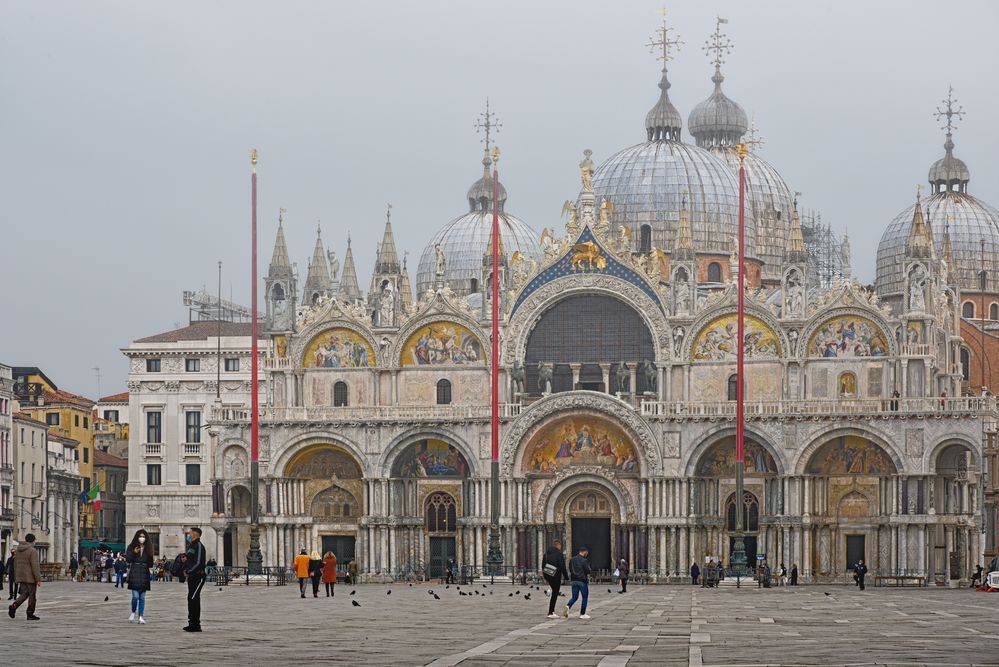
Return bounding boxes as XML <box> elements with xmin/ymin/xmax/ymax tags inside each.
<box><xmin>202</xmin><ymin>25</ymin><xmax>994</xmax><ymax>585</ymax></box>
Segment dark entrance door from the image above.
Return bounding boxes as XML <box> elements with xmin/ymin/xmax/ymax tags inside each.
<box><xmin>846</xmin><ymin>535</ymin><xmax>865</xmax><ymax>570</ymax></box>
<box><xmin>428</xmin><ymin>536</ymin><xmax>456</xmax><ymax>578</ymax></box>
<box><xmin>571</xmin><ymin>518</ymin><xmax>611</xmax><ymax>571</ymax></box>
<box><xmin>728</xmin><ymin>535</ymin><xmax>758</xmax><ymax>569</ymax></box>
<box><xmin>321</xmin><ymin>535</ymin><xmax>356</xmax><ymax>566</ymax></box>
<box><xmin>223</xmin><ymin>529</ymin><xmax>233</xmax><ymax>566</ymax></box>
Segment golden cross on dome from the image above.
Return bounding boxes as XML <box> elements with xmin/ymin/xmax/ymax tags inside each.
<box><xmin>745</xmin><ymin>113</ymin><xmax>765</xmax><ymax>151</ymax></box>
<box><xmin>647</xmin><ymin>7</ymin><xmax>683</xmax><ymax>65</ymax></box>
<box><xmin>703</xmin><ymin>16</ymin><xmax>731</xmax><ymax>69</ymax></box>
<box><xmin>475</xmin><ymin>98</ymin><xmax>502</xmax><ymax>151</ymax></box>
<box><xmin>934</xmin><ymin>86</ymin><xmax>964</xmax><ymax>133</ymax></box>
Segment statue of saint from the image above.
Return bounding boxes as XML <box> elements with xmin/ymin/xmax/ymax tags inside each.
<box><xmin>328</xmin><ymin>249</ymin><xmax>340</xmax><ymax>282</ymax></box>
<box><xmin>579</xmin><ymin>149</ymin><xmax>595</xmax><ymax>192</ymax></box>
<box><xmin>435</xmin><ymin>244</ymin><xmax>447</xmax><ymax>278</ymax></box>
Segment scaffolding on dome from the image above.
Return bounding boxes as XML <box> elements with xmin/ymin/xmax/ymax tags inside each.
<box><xmin>800</xmin><ymin>209</ymin><xmax>845</xmax><ymax>288</ymax></box>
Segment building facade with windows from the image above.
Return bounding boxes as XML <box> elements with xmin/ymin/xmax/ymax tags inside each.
<box><xmin>89</xmin><ymin>450</ymin><xmax>128</xmax><ymax>554</ymax></box>
<box><xmin>143</xmin><ymin>22</ymin><xmax>992</xmax><ymax>584</ymax></box>
<box><xmin>0</xmin><ymin>364</ymin><xmax>14</xmax><ymax>556</ymax></box>
<box><xmin>122</xmin><ymin>322</ymin><xmax>257</xmax><ymax>558</ymax></box>
<box><xmin>46</xmin><ymin>432</ymin><xmax>81</xmax><ymax>565</ymax></box>
<box><xmin>12</xmin><ymin>411</ymin><xmax>50</xmax><ymax>561</ymax></box>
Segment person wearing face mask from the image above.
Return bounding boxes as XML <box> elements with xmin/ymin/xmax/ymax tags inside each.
<box><xmin>125</xmin><ymin>530</ymin><xmax>154</xmax><ymax>624</ymax></box>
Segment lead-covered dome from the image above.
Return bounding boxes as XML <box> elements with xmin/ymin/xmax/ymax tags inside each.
<box><xmin>417</xmin><ymin>151</ymin><xmax>541</xmax><ymax>297</ymax></box>
<box><xmin>688</xmin><ymin>71</ymin><xmax>748</xmax><ymax>148</ymax></box>
<box><xmin>593</xmin><ymin>67</ymin><xmax>756</xmax><ymax>258</ymax></box>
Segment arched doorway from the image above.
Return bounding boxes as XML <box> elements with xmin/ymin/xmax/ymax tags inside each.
<box><xmin>560</xmin><ymin>486</ymin><xmax>617</xmax><ymax>572</ymax></box>
<box><xmin>524</xmin><ymin>294</ymin><xmax>655</xmax><ymax>394</ymax></box>
<box><xmin>425</xmin><ymin>492</ymin><xmax>458</xmax><ymax>578</ymax></box>
<box><xmin>933</xmin><ymin>443</ymin><xmax>976</xmax><ymax>583</ymax></box>
<box><xmin>725</xmin><ymin>491</ymin><xmax>760</xmax><ymax>564</ymax></box>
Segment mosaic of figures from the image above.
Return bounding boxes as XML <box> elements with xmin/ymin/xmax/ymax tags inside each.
<box><xmin>807</xmin><ymin>436</ymin><xmax>897</xmax><ymax>475</ymax></box>
<box><xmin>402</xmin><ymin>321</ymin><xmax>484</xmax><ymax>366</ymax></box>
<box><xmin>286</xmin><ymin>445</ymin><xmax>364</xmax><ymax>480</ymax></box>
<box><xmin>392</xmin><ymin>439</ymin><xmax>470</xmax><ymax>478</ymax></box>
<box><xmin>304</xmin><ymin>328</ymin><xmax>375</xmax><ymax>368</ymax></box>
<box><xmin>525</xmin><ymin>415</ymin><xmax>639</xmax><ymax>474</ymax></box>
<box><xmin>808</xmin><ymin>317</ymin><xmax>888</xmax><ymax>358</ymax></box>
<box><xmin>691</xmin><ymin>314</ymin><xmax>781</xmax><ymax>361</ymax></box>
<box><xmin>696</xmin><ymin>437</ymin><xmax>778</xmax><ymax>476</ymax></box>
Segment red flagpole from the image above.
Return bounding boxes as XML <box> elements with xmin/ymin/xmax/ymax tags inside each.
<box><xmin>251</xmin><ymin>151</ymin><xmax>259</xmax><ymax>465</ymax></box>
<box><xmin>485</xmin><ymin>146</ymin><xmax>504</xmax><ymax>575</ymax></box>
<box><xmin>736</xmin><ymin>146</ymin><xmax>746</xmax><ymax>467</ymax></box>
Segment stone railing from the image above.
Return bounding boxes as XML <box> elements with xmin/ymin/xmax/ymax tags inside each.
<box><xmin>183</xmin><ymin>443</ymin><xmax>202</xmax><ymax>456</ymax></box>
<box><xmin>264</xmin><ymin>356</ymin><xmax>294</xmax><ymax>370</ymax></box>
<box><xmin>143</xmin><ymin>443</ymin><xmax>162</xmax><ymax>456</ymax></box>
<box><xmin>211</xmin><ymin>403</ymin><xmax>523</xmax><ymax>424</ymax></box>
<box><xmin>641</xmin><ymin>396</ymin><xmax>998</xmax><ymax>420</ymax></box>
<box><xmin>901</xmin><ymin>343</ymin><xmax>933</xmax><ymax>356</ymax></box>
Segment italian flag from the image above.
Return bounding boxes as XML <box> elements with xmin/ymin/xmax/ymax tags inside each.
<box><xmin>87</xmin><ymin>483</ymin><xmax>102</xmax><ymax>512</ymax></box>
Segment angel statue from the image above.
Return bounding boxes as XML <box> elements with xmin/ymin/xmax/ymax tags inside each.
<box><xmin>596</xmin><ymin>197</ymin><xmax>613</xmax><ymax>236</ymax></box>
<box><xmin>562</xmin><ymin>200</ymin><xmax>579</xmax><ymax>238</ymax></box>
<box><xmin>540</xmin><ymin>227</ymin><xmax>559</xmax><ymax>260</ymax></box>
<box><xmin>579</xmin><ymin>149</ymin><xmax>595</xmax><ymax>192</ymax></box>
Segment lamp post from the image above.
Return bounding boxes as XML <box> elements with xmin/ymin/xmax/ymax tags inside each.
<box><xmin>485</xmin><ymin>145</ymin><xmax>505</xmax><ymax>577</ymax></box>
<box><xmin>246</xmin><ymin>149</ymin><xmax>263</xmax><ymax>575</ymax></box>
<box><xmin>729</xmin><ymin>142</ymin><xmax>750</xmax><ymax>578</ymax></box>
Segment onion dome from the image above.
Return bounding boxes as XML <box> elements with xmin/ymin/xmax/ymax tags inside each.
<box><xmin>877</xmin><ymin>94</ymin><xmax>999</xmax><ymax>297</ymax></box>
<box><xmin>688</xmin><ymin>69</ymin><xmax>748</xmax><ymax>148</ymax></box>
<box><xmin>417</xmin><ymin>151</ymin><xmax>540</xmax><ymax>297</ymax></box>
<box><xmin>646</xmin><ymin>70</ymin><xmax>683</xmax><ymax>142</ymax></box>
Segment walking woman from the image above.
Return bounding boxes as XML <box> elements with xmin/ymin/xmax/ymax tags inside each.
<box><xmin>321</xmin><ymin>551</ymin><xmax>337</xmax><ymax>597</ymax></box>
<box><xmin>125</xmin><ymin>529</ymin><xmax>154</xmax><ymax>624</ymax></box>
<box><xmin>308</xmin><ymin>550</ymin><xmax>323</xmax><ymax>598</ymax></box>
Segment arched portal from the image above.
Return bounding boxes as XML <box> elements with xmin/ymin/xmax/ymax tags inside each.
<box><xmin>229</xmin><ymin>486</ymin><xmax>251</xmax><ymax>518</ymax></box>
<box><xmin>805</xmin><ymin>436</ymin><xmax>897</xmax><ymax>476</ymax></box>
<box><xmin>556</xmin><ymin>484</ymin><xmax>620</xmax><ymax>572</ymax></box>
<box><xmin>425</xmin><ymin>492</ymin><xmax>458</xmax><ymax>579</ymax></box>
<box><xmin>524</xmin><ymin>294</ymin><xmax>655</xmax><ymax>394</ymax></box>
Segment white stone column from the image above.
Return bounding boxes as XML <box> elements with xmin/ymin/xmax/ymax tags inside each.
<box><xmin>679</xmin><ymin>527</ymin><xmax>688</xmax><ymax>575</ymax></box>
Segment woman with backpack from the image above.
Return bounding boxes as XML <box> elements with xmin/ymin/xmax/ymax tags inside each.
<box><xmin>125</xmin><ymin>529</ymin><xmax>154</xmax><ymax>624</ymax></box>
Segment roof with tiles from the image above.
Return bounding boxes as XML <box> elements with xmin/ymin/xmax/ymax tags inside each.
<box><xmin>134</xmin><ymin>320</ymin><xmax>265</xmax><ymax>344</ymax></box>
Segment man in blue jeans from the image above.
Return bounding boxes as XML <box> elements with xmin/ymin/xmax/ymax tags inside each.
<box><xmin>564</xmin><ymin>545</ymin><xmax>592</xmax><ymax>620</ymax></box>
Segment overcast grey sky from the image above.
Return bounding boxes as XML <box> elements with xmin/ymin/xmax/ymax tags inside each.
<box><xmin>2</xmin><ymin>0</ymin><xmax>997</xmax><ymax>397</ymax></box>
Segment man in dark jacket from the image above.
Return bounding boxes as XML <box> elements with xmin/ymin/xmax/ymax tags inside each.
<box><xmin>541</xmin><ymin>539</ymin><xmax>569</xmax><ymax>618</ymax></box>
<box><xmin>8</xmin><ymin>534</ymin><xmax>42</xmax><ymax>620</ymax></box>
<box><xmin>183</xmin><ymin>526</ymin><xmax>207</xmax><ymax>632</ymax></box>
<box><xmin>790</xmin><ymin>563</ymin><xmax>799</xmax><ymax>586</ymax></box>
<box><xmin>7</xmin><ymin>548</ymin><xmax>18</xmax><ymax>599</ymax></box>
<box><xmin>564</xmin><ymin>546</ymin><xmax>592</xmax><ymax>620</ymax></box>
<box><xmin>690</xmin><ymin>562</ymin><xmax>700</xmax><ymax>585</ymax></box>
<box><xmin>853</xmin><ymin>559</ymin><xmax>868</xmax><ymax>590</ymax></box>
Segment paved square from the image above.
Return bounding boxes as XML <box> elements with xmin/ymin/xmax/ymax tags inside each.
<box><xmin>2</xmin><ymin>581</ymin><xmax>997</xmax><ymax>666</ymax></box>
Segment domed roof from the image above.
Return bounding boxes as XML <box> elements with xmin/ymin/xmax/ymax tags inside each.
<box><xmin>645</xmin><ymin>70</ymin><xmax>683</xmax><ymax>142</ymax></box>
<box><xmin>876</xmin><ymin>191</ymin><xmax>999</xmax><ymax>296</ymax></box>
<box><xmin>709</xmin><ymin>146</ymin><xmax>795</xmax><ymax>282</ymax></box>
<box><xmin>416</xmin><ymin>153</ymin><xmax>540</xmax><ymax>297</ymax></box>
<box><xmin>593</xmin><ymin>139</ymin><xmax>756</xmax><ymax>259</ymax></box>
<box><xmin>928</xmin><ymin>134</ymin><xmax>970</xmax><ymax>189</ymax></box>
<box><xmin>688</xmin><ymin>71</ymin><xmax>748</xmax><ymax>148</ymax></box>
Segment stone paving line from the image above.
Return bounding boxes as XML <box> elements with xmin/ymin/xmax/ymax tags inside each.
<box><xmin>1</xmin><ymin>582</ymin><xmax>998</xmax><ymax>666</ymax></box>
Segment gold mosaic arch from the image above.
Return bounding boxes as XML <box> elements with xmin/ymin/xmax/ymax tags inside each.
<box><xmin>285</xmin><ymin>444</ymin><xmax>364</xmax><ymax>479</ymax></box>
<box><xmin>807</xmin><ymin>316</ymin><xmax>889</xmax><ymax>358</ymax></box>
<box><xmin>400</xmin><ymin>320</ymin><xmax>484</xmax><ymax>366</ymax></box>
<box><xmin>302</xmin><ymin>327</ymin><xmax>375</xmax><ymax>368</ymax></box>
<box><xmin>690</xmin><ymin>313</ymin><xmax>781</xmax><ymax>361</ymax></box>
<box><xmin>523</xmin><ymin>414</ymin><xmax>640</xmax><ymax>476</ymax></box>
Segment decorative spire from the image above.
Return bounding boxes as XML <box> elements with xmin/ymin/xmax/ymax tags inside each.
<box><xmin>942</xmin><ymin>215</ymin><xmax>955</xmax><ymax>283</ymax></box>
<box><xmin>746</xmin><ymin>113</ymin><xmax>764</xmax><ymax>151</ymax></box>
<box><xmin>338</xmin><ymin>233</ymin><xmax>362</xmax><ymax>303</ymax></box>
<box><xmin>907</xmin><ymin>186</ymin><xmax>933</xmax><ymax>257</ymax></box>
<box><xmin>786</xmin><ymin>198</ymin><xmax>807</xmax><ymax>263</ymax></box>
<box><xmin>468</xmin><ymin>105</ymin><xmax>507</xmax><ymax>212</ymax></box>
<box><xmin>929</xmin><ymin>86</ymin><xmax>970</xmax><ymax>192</ymax></box>
<box><xmin>302</xmin><ymin>223</ymin><xmax>334</xmax><ymax>302</ymax></box>
<box><xmin>645</xmin><ymin>8</ymin><xmax>684</xmax><ymax>142</ymax></box>
<box><xmin>374</xmin><ymin>203</ymin><xmax>401</xmax><ymax>274</ymax></box>
<box><xmin>268</xmin><ymin>208</ymin><xmax>292</xmax><ymax>274</ymax></box>
<box><xmin>673</xmin><ymin>195</ymin><xmax>695</xmax><ymax>260</ymax></box>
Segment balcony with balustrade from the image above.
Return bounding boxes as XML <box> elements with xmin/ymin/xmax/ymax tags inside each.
<box><xmin>211</xmin><ymin>403</ymin><xmax>524</xmax><ymax>425</ymax></box>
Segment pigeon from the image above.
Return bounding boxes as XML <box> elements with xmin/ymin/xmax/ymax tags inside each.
<box><xmin>823</xmin><ymin>592</ymin><xmax>831</xmax><ymax>596</ymax></box>
<box><xmin>352</xmin><ymin>600</ymin><xmax>361</xmax><ymax>607</ymax></box>
<box><xmin>219</xmin><ymin>588</ymin><xmax>223</xmax><ymax>592</ymax></box>
<box><xmin>515</xmin><ymin>590</ymin><xmax>520</xmax><ymax>595</ymax></box>
<box><xmin>433</xmin><ymin>594</ymin><xmax>440</xmax><ymax>600</ymax></box>
<box><xmin>409</xmin><ymin>583</ymin><xmax>413</xmax><ymax>587</ymax></box>
<box><xmin>607</xmin><ymin>589</ymin><xmax>612</xmax><ymax>594</ymax></box>
<box><xmin>489</xmin><ymin>591</ymin><xmax>493</xmax><ymax>595</ymax></box>
<box><xmin>445</xmin><ymin>585</ymin><xmax>450</xmax><ymax>589</ymax></box>
<box><xmin>428</xmin><ymin>590</ymin><xmax>435</xmax><ymax>595</ymax></box>
<box><xmin>482</xmin><ymin>584</ymin><xmax>487</xmax><ymax>589</ymax></box>
<box><xmin>524</xmin><ymin>594</ymin><xmax>531</xmax><ymax>600</ymax></box>
<box><xmin>508</xmin><ymin>593</ymin><xmax>514</xmax><ymax>597</ymax></box>
<box><xmin>350</xmin><ymin>590</ymin><xmax>356</xmax><ymax>596</ymax></box>
<box><xmin>386</xmin><ymin>590</ymin><xmax>392</xmax><ymax>595</ymax></box>
<box><xmin>104</xmin><ymin>596</ymin><xmax>109</xmax><ymax>602</ymax></box>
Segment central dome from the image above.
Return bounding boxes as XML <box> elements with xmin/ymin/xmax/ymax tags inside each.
<box><xmin>593</xmin><ymin>54</ymin><xmax>757</xmax><ymax>260</ymax></box>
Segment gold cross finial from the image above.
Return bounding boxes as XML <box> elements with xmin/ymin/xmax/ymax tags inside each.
<box><xmin>475</xmin><ymin>98</ymin><xmax>502</xmax><ymax>151</ymax></box>
<box><xmin>703</xmin><ymin>16</ymin><xmax>731</xmax><ymax>70</ymax></box>
<box><xmin>647</xmin><ymin>7</ymin><xmax>683</xmax><ymax>66</ymax></box>
<box><xmin>745</xmin><ymin>113</ymin><xmax>764</xmax><ymax>151</ymax></box>
<box><xmin>934</xmin><ymin>85</ymin><xmax>964</xmax><ymax>134</ymax></box>
<box><xmin>491</xmin><ymin>145</ymin><xmax>500</xmax><ymax>166</ymax></box>
<box><xmin>250</xmin><ymin>148</ymin><xmax>258</xmax><ymax>173</ymax></box>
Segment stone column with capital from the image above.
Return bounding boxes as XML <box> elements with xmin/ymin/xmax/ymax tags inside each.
<box><xmin>569</xmin><ymin>363</ymin><xmax>582</xmax><ymax>391</ymax></box>
<box><xmin>599</xmin><ymin>363</ymin><xmax>611</xmax><ymax>394</ymax></box>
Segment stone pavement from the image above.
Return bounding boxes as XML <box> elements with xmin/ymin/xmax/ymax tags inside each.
<box><xmin>1</xmin><ymin>580</ymin><xmax>997</xmax><ymax>666</ymax></box>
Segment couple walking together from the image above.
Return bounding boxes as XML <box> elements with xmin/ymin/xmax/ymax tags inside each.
<box><xmin>542</xmin><ymin>540</ymin><xmax>611</xmax><ymax>620</ymax></box>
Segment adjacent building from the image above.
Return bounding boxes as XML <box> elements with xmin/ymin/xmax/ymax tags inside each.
<box><xmin>0</xmin><ymin>364</ymin><xmax>14</xmax><ymax>555</ymax></box>
<box><xmin>12</xmin><ymin>411</ymin><xmax>49</xmax><ymax>561</ymax></box>
<box><xmin>122</xmin><ymin>321</ymin><xmax>258</xmax><ymax>558</ymax></box>
<box><xmin>46</xmin><ymin>432</ymin><xmax>81</xmax><ymax>564</ymax></box>
<box><xmin>89</xmin><ymin>450</ymin><xmax>128</xmax><ymax>554</ymax></box>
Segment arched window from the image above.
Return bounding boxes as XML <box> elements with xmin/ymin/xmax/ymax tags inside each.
<box><xmin>639</xmin><ymin>225</ymin><xmax>652</xmax><ymax>253</ymax></box>
<box><xmin>425</xmin><ymin>492</ymin><xmax>457</xmax><ymax>532</ymax></box>
<box><xmin>470</xmin><ymin>278</ymin><xmax>478</xmax><ymax>293</ymax></box>
<box><xmin>990</xmin><ymin>303</ymin><xmax>998</xmax><ymax>320</ymax></box>
<box><xmin>436</xmin><ymin>379</ymin><xmax>452</xmax><ymax>405</ymax></box>
<box><xmin>707</xmin><ymin>262</ymin><xmax>722</xmax><ymax>283</ymax></box>
<box><xmin>838</xmin><ymin>371</ymin><xmax>857</xmax><ymax>397</ymax></box>
<box><xmin>272</xmin><ymin>283</ymin><xmax>285</xmax><ymax>301</ymax></box>
<box><xmin>727</xmin><ymin>374</ymin><xmax>739</xmax><ymax>401</ymax></box>
<box><xmin>960</xmin><ymin>347</ymin><xmax>970</xmax><ymax>381</ymax></box>
<box><xmin>962</xmin><ymin>301</ymin><xmax>975</xmax><ymax>319</ymax></box>
<box><xmin>726</xmin><ymin>491</ymin><xmax>759</xmax><ymax>532</ymax></box>
<box><xmin>333</xmin><ymin>381</ymin><xmax>349</xmax><ymax>407</ymax></box>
